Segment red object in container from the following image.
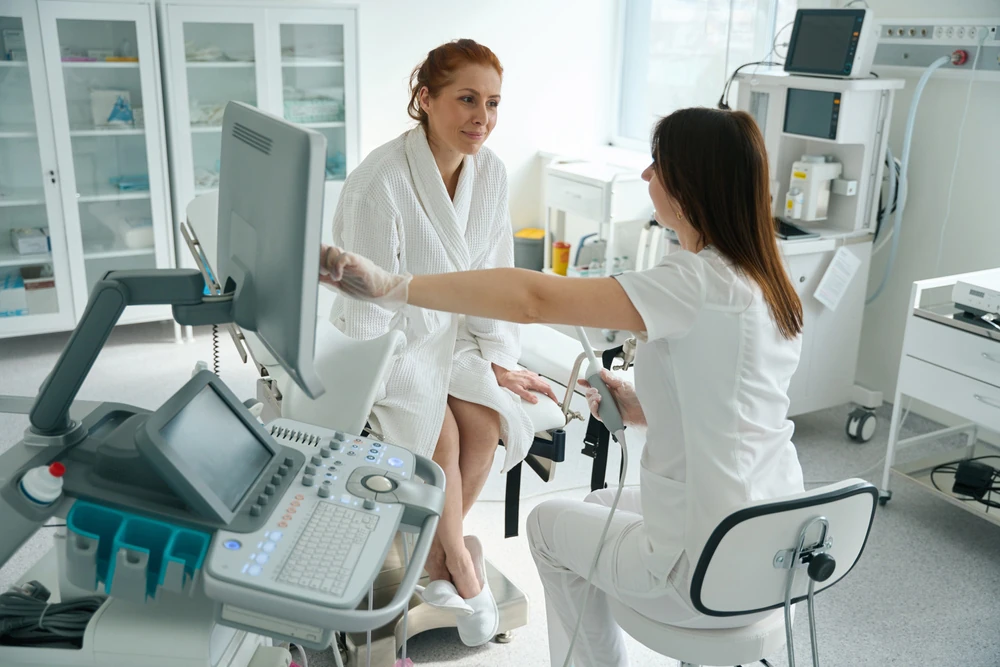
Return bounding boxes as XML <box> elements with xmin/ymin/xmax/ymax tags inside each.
<box><xmin>951</xmin><ymin>50</ymin><xmax>969</xmax><ymax>66</ymax></box>
<box><xmin>49</xmin><ymin>462</ymin><xmax>66</xmax><ymax>478</ymax></box>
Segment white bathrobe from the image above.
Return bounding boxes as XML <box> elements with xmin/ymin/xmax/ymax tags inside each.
<box><xmin>329</xmin><ymin>125</ymin><xmax>534</xmax><ymax>473</ymax></box>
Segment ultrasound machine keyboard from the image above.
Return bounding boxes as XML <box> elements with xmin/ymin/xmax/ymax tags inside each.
<box><xmin>278</xmin><ymin>503</ymin><xmax>378</xmax><ymax>597</ymax></box>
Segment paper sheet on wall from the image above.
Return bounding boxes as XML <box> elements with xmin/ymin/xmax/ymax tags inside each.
<box><xmin>813</xmin><ymin>246</ymin><xmax>862</xmax><ymax>311</ymax></box>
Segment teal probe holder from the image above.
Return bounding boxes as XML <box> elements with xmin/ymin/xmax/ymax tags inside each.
<box><xmin>65</xmin><ymin>501</ymin><xmax>211</xmax><ymax>602</ymax></box>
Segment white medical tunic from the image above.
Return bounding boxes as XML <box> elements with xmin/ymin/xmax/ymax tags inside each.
<box><xmin>614</xmin><ymin>245</ymin><xmax>805</xmax><ymax>579</ymax></box>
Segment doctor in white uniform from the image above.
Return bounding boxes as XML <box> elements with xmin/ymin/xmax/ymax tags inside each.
<box><xmin>320</xmin><ymin>107</ymin><xmax>807</xmax><ymax>667</ymax></box>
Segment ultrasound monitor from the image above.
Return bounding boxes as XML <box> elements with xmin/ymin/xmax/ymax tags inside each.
<box><xmin>136</xmin><ymin>372</ymin><xmax>278</xmax><ymax>523</ymax></box>
<box><xmin>216</xmin><ymin>101</ymin><xmax>328</xmax><ymax>400</ymax></box>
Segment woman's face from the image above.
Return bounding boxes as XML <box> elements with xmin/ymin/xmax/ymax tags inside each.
<box><xmin>420</xmin><ymin>64</ymin><xmax>501</xmax><ymax>156</ymax></box>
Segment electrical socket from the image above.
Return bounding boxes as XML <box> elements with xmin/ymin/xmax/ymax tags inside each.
<box><xmin>874</xmin><ymin>20</ymin><xmax>1000</xmax><ymax>73</ymax></box>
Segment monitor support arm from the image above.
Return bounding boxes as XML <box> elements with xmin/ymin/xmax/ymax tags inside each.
<box><xmin>29</xmin><ymin>270</ymin><xmax>234</xmax><ymax>440</ymax></box>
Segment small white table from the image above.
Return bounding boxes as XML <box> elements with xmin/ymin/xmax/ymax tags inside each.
<box><xmin>879</xmin><ymin>268</ymin><xmax>1000</xmax><ymax>525</ymax></box>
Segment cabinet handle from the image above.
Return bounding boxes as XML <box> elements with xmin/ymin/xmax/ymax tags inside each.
<box><xmin>982</xmin><ymin>352</ymin><xmax>1000</xmax><ymax>364</ymax></box>
<box><xmin>974</xmin><ymin>394</ymin><xmax>1000</xmax><ymax>410</ymax></box>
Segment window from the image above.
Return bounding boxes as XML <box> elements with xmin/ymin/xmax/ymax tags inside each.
<box><xmin>615</xmin><ymin>0</ymin><xmax>798</xmax><ymax>148</ymax></box>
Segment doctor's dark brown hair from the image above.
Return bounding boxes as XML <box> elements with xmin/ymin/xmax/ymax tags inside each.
<box><xmin>407</xmin><ymin>39</ymin><xmax>504</xmax><ymax>128</ymax></box>
<box><xmin>651</xmin><ymin>108</ymin><xmax>803</xmax><ymax>339</ymax></box>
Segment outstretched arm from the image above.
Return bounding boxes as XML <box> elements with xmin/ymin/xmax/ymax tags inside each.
<box><xmin>320</xmin><ymin>244</ymin><xmax>647</xmax><ymax>333</ymax></box>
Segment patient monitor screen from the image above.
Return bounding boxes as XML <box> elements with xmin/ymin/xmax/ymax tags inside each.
<box><xmin>787</xmin><ymin>13</ymin><xmax>856</xmax><ymax>74</ymax></box>
<box><xmin>159</xmin><ymin>385</ymin><xmax>272</xmax><ymax>510</ymax></box>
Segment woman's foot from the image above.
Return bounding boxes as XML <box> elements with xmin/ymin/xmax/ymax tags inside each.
<box><xmin>424</xmin><ymin>541</ymin><xmax>451</xmax><ymax>583</ymax></box>
<box><xmin>446</xmin><ymin>546</ymin><xmax>483</xmax><ymax>600</ymax></box>
<box><xmin>455</xmin><ymin>535</ymin><xmax>499</xmax><ymax>647</ymax></box>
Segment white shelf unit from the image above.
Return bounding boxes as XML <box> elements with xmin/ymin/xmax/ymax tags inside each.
<box><xmin>159</xmin><ymin>0</ymin><xmax>360</xmax><ymax>269</ymax></box>
<box><xmin>0</xmin><ymin>0</ymin><xmax>175</xmax><ymax>339</ymax></box>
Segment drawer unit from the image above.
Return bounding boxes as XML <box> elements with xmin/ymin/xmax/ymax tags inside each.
<box><xmin>898</xmin><ymin>357</ymin><xmax>1000</xmax><ymax>432</ymax></box>
<box><xmin>544</xmin><ymin>172</ymin><xmax>605</xmax><ymax>220</ymax></box>
<box><xmin>906</xmin><ymin>316</ymin><xmax>1000</xmax><ymax>389</ymax></box>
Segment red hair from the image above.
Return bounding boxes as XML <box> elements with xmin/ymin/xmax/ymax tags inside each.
<box><xmin>407</xmin><ymin>39</ymin><xmax>503</xmax><ymax>127</ymax></box>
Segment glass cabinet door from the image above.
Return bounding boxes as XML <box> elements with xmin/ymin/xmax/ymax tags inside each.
<box><xmin>265</xmin><ymin>8</ymin><xmax>357</xmax><ymax>242</ymax></box>
<box><xmin>0</xmin><ymin>3</ymin><xmax>74</xmax><ymax>334</ymax></box>
<box><xmin>277</xmin><ymin>22</ymin><xmax>347</xmax><ymax>183</ymax></box>
<box><xmin>182</xmin><ymin>21</ymin><xmax>260</xmax><ymax>196</ymax></box>
<box><xmin>39</xmin><ymin>1</ymin><xmax>172</xmax><ymax>317</ymax></box>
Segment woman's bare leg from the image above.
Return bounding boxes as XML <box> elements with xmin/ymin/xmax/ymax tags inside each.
<box><xmin>448</xmin><ymin>396</ymin><xmax>501</xmax><ymax>519</ymax></box>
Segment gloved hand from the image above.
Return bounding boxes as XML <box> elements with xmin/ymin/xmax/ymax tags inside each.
<box><xmin>319</xmin><ymin>244</ymin><xmax>412</xmax><ymax>312</ymax></box>
<box><xmin>578</xmin><ymin>369</ymin><xmax>646</xmax><ymax>428</ymax></box>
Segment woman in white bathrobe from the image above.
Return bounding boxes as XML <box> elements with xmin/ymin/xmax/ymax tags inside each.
<box><xmin>329</xmin><ymin>39</ymin><xmax>556</xmax><ymax>645</ymax></box>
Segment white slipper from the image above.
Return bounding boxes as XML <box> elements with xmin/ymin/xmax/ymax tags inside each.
<box><xmin>456</xmin><ymin>535</ymin><xmax>500</xmax><ymax>647</ymax></box>
<box><xmin>415</xmin><ymin>580</ymin><xmax>474</xmax><ymax>616</ymax></box>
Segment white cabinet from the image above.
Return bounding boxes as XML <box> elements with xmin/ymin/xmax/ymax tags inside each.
<box><xmin>159</xmin><ymin>0</ymin><xmax>359</xmax><ymax>268</ymax></box>
<box><xmin>1</xmin><ymin>0</ymin><xmax>77</xmax><ymax>335</ymax></box>
<box><xmin>0</xmin><ymin>0</ymin><xmax>174</xmax><ymax>338</ymax></box>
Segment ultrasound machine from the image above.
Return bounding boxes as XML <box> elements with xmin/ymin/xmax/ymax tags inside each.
<box><xmin>0</xmin><ymin>102</ymin><xmax>445</xmax><ymax>667</ymax></box>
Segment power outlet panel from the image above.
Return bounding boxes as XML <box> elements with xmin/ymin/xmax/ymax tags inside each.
<box><xmin>874</xmin><ymin>20</ymin><xmax>1000</xmax><ymax>73</ymax></box>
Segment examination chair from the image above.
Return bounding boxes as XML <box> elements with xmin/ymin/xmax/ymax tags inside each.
<box><xmin>611</xmin><ymin>479</ymin><xmax>878</xmax><ymax>667</ymax></box>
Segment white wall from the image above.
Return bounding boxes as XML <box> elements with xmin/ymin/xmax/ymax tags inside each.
<box><xmin>854</xmin><ymin>0</ymin><xmax>1000</xmax><ymax>399</ymax></box>
<box><xmin>353</xmin><ymin>0</ymin><xmax>617</xmax><ymax>230</ymax></box>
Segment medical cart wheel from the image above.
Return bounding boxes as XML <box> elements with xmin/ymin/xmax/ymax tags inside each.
<box><xmin>495</xmin><ymin>630</ymin><xmax>514</xmax><ymax>644</ymax></box>
<box><xmin>846</xmin><ymin>409</ymin><xmax>877</xmax><ymax>443</ymax></box>
<box><xmin>878</xmin><ymin>490</ymin><xmax>892</xmax><ymax>506</ymax></box>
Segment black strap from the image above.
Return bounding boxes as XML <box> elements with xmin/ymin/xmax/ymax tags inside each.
<box><xmin>505</xmin><ymin>461</ymin><xmax>522</xmax><ymax>538</ymax></box>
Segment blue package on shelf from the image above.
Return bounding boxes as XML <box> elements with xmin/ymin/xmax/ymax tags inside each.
<box><xmin>65</xmin><ymin>501</ymin><xmax>211</xmax><ymax>603</ymax></box>
<box><xmin>108</xmin><ymin>175</ymin><xmax>150</xmax><ymax>192</ymax></box>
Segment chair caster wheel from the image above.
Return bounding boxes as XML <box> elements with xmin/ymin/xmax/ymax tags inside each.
<box><xmin>879</xmin><ymin>490</ymin><xmax>892</xmax><ymax>506</ymax></box>
<box><xmin>494</xmin><ymin>630</ymin><xmax>514</xmax><ymax>644</ymax></box>
<box><xmin>846</xmin><ymin>409</ymin><xmax>877</xmax><ymax>443</ymax></box>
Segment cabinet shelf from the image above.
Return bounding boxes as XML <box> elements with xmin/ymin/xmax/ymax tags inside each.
<box><xmin>0</xmin><ymin>245</ymin><xmax>51</xmax><ymax>269</ymax></box>
<box><xmin>299</xmin><ymin>121</ymin><xmax>345</xmax><ymax>129</ymax></box>
<box><xmin>76</xmin><ymin>186</ymin><xmax>151</xmax><ymax>204</ymax></box>
<box><xmin>0</xmin><ymin>189</ymin><xmax>47</xmax><ymax>208</ymax></box>
<box><xmin>282</xmin><ymin>58</ymin><xmax>344</xmax><ymax>68</ymax></box>
<box><xmin>70</xmin><ymin>126</ymin><xmax>145</xmax><ymax>137</ymax></box>
<box><xmin>0</xmin><ymin>125</ymin><xmax>38</xmax><ymax>139</ymax></box>
<box><xmin>186</xmin><ymin>61</ymin><xmax>255</xmax><ymax>69</ymax></box>
<box><xmin>62</xmin><ymin>61</ymin><xmax>140</xmax><ymax>69</ymax></box>
<box><xmin>83</xmin><ymin>246</ymin><xmax>155</xmax><ymax>260</ymax></box>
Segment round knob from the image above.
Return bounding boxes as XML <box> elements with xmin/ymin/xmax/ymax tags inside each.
<box><xmin>363</xmin><ymin>498</ymin><xmax>376</xmax><ymax>510</ymax></box>
<box><xmin>304</xmin><ymin>465</ymin><xmax>316</xmax><ymax>475</ymax></box>
<box><xmin>318</xmin><ymin>486</ymin><xmax>331</xmax><ymax>498</ymax></box>
<box><xmin>807</xmin><ymin>552</ymin><xmax>836</xmax><ymax>582</ymax></box>
<box><xmin>264</xmin><ymin>484</ymin><xmax>276</xmax><ymax>496</ymax></box>
<box><xmin>278</xmin><ymin>465</ymin><xmax>289</xmax><ymax>476</ymax></box>
<box><xmin>363</xmin><ymin>476</ymin><xmax>394</xmax><ymax>493</ymax></box>
<box><xmin>250</xmin><ymin>505</ymin><xmax>261</xmax><ymax>517</ymax></box>
<box><xmin>330</xmin><ymin>441</ymin><xmax>342</xmax><ymax>450</ymax></box>
<box><xmin>334</xmin><ymin>432</ymin><xmax>347</xmax><ymax>442</ymax></box>
<box><xmin>321</xmin><ymin>447</ymin><xmax>332</xmax><ymax>458</ymax></box>
<box><xmin>271</xmin><ymin>474</ymin><xmax>282</xmax><ymax>486</ymax></box>
<box><xmin>310</xmin><ymin>456</ymin><xmax>322</xmax><ymax>466</ymax></box>
<box><xmin>302</xmin><ymin>475</ymin><xmax>315</xmax><ymax>487</ymax></box>
<box><xmin>256</xmin><ymin>494</ymin><xmax>268</xmax><ymax>506</ymax></box>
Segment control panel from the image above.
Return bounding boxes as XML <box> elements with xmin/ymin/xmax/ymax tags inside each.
<box><xmin>202</xmin><ymin>418</ymin><xmax>442</xmax><ymax>644</ymax></box>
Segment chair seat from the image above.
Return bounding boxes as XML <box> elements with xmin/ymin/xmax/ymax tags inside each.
<box><xmin>608</xmin><ymin>598</ymin><xmax>787</xmax><ymax>667</ymax></box>
<box><xmin>519</xmin><ymin>389</ymin><xmax>568</xmax><ymax>432</ymax></box>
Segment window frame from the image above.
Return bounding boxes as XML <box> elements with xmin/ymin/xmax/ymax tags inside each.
<box><xmin>611</xmin><ymin>0</ymin><xmax>789</xmax><ymax>150</ymax></box>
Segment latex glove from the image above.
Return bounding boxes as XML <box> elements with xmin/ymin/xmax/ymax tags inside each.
<box><xmin>578</xmin><ymin>369</ymin><xmax>646</xmax><ymax>427</ymax></box>
<box><xmin>493</xmin><ymin>364</ymin><xmax>559</xmax><ymax>405</ymax></box>
<box><xmin>319</xmin><ymin>244</ymin><xmax>411</xmax><ymax>312</ymax></box>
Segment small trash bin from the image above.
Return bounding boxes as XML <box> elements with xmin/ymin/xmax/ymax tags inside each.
<box><xmin>513</xmin><ymin>228</ymin><xmax>545</xmax><ymax>271</ymax></box>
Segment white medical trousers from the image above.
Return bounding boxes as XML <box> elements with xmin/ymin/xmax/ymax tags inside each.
<box><xmin>527</xmin><ymin>488</ymin><xmax>740</xmax><ymax>667</ymax></box>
